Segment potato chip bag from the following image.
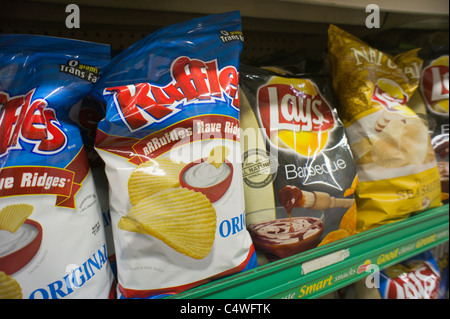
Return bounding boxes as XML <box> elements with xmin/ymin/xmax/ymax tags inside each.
<box><xmin>418</xmin><ymin>46</ymin><xmax>449</xmax><ymax>202</ymax></box>
<box><xmin>0</xmin><ymin>35</ymin><xmax>114</xmax><ymax>298</ymax></box>
<box><xmin>350</xmin><ymin>250</ymin><xmax>441</xmax><ymax>299</ymax></box>
<box><xmin>93</xmin><ymin>11</ymin><xmax>256</xmax><ymax>298</ymax></box>
<box><xmin>328</xmin><ymin>25</ymin><xmax>441</xmax><ymax>232</ymax></box>
<box><xmin>239</xmin><ymin>64</ymin><xmax>358</xmax><ymax>262</ymax></box>
<box><xmin>70</xmin><ymin>96</ymin><xmax>116</xmax><ymax>274</ymax></box>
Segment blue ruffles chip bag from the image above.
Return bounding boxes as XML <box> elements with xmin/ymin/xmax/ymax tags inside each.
<box><xmin>92</xmin><ymin>11</ymin><xmax>256</xmax><ymax>298</ymax></box>
<box><xmin>0</xmin><ymin>35</ymin><xmax>115</xmax><ymax>299</ymax></box>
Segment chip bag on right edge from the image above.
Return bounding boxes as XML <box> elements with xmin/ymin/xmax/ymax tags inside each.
<box><xmin>378</xmin><ymin>251</ymin><xmax>441</xmax><ymax>299</ymax></box>
<box><xmin>328</xmin><ymin>25</ymin><xmax>442</xmax><ymax>232</ymax></box>
<box><xmin>418</xmin><ymin>46</ymin><xmax>449</xmax><ymax>203</ymax></box>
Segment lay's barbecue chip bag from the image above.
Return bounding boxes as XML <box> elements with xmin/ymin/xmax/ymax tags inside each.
<box><xmin>328</xmin><ymin>25</ymin><xmax>442</xmax><ymax>232</ymax></box>
<box><xmin>239</xmin><ymin>64</ymin><xmax>358</xmax><ymax>262</ymax></box>
<box><xmin>0</xmin><ymin>35</ymin><xmax>114</xmax><ymax>299</ymax></box>
<box><xmin>92</xmin><ymin>11</ymin><xmax>256</xmax><ymax>299</ymax></box>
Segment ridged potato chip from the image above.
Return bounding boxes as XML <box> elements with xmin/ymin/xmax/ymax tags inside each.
<box><xmin>119</xmin><ymin>187</ymin><xmax>216</xmax><ymax>259</ymax></box>
<box><xmin>0</xmin><ymin>204</ymin><xmax>33</xmax><ymax>233</ymax></box>
<box><xmin>0</xmin><ymin>271</ymin><xmax>22</xmax><ymax>299</ymax></box>
<box><xmin>128</xmin><ymin>157</ymin><xmax>186</xmax><ymax>206</ymax></box>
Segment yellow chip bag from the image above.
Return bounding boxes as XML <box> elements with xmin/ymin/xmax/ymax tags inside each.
<box><xmin>328</xmin><ymin>25</ymin><xmax>442</xmax><ymax>232</ymax></box>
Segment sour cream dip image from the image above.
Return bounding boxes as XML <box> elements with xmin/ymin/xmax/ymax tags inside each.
<box><xmin>0</xmin><ymin>219</ymin><xmax>42</xmax><ymax>275</ymax></box>
<box><xmin>183</xmin><ymin>161</ymin><xmax>231</xmax><ymax>188</ymax></box>
<box><xmin>180</xmin><ymin>159</ymin><xmax>233</xmax><ymax>203</ymax></box>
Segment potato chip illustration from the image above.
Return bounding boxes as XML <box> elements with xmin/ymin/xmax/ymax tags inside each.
<box><xmin>371</xmin><ymin>136</ymin><xmax>408</xmax><ymax>168</ymax></box>
<box><xmin>350</xmin><ymin>137</ymin><xmax>373</xmax><ymax>164</ymax></box>
<box><xmin>128</xmin><ymin>157</ymin><xmax>186</xmax><ymax>206</ymax></box>
<box><xmin>0</xmin><ymin>271</ymin><xmax>22</xmax><ymax>299</ymax></box>
<box><xmin>0</xmin><ymin>204</ymin><xmax>33</xmax><ymax>233</ymax></box>
<box><xmin>343</xmin><ymin>175</ymin><xmax>358</xmax><ymax>197</ymax></box>
<box><xmin>339</xmin><ymin>202</ymin><xmax>357</xmax><ymax>234</ymax></box>
<box><xmin>119</xmin><ymin>188</ymin><xmax>216</xmax><ymax>259</ymax></box>
<box><xmin>317</xmin><ymin>229</ymin><xmax>351</xmax><ymax>247</ymax></box>
<box><xmin>400</xmin><ymin>118</ymin><xmax>430</xmax><ymax>165</ymax></box>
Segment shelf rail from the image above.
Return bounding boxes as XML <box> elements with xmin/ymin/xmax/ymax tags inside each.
<box><xmin>168</xmin><ymin>204</ymin><xmax>449</xmax><ymax>299</ymax></box>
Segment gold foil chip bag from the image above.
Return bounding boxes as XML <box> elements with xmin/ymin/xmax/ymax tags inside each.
<box><xmin>328</xmin><ymin>25</ymin><xmax>441</xmax><ymax>232</ymax></box>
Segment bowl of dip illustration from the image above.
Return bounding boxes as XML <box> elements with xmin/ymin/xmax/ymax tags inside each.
<box><xmin>0</xmin><ymin>219</ymin><xmax>43</xmax><ymax>275</ymax></box>
<box><xmin>179</xmin><ymin>158</ymin><xmax>233</xmax><ymax>203</ymax></box>
<box><xmin>247</xmin><ymin>207</ymin><xmax>324</xmax><ymax>260</ymax></box>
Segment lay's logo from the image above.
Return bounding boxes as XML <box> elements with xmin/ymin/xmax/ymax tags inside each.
<box><xmin>421</xmin><ymin>56</ymin><xmax>449</xmax><ymax>115</ymax></box>
<box><xmin>371</xmin><ymin>78</ymin><xmax>408</xmax><ymax>112</ymax></box>
<box><xmin>385</xmin><ymin>262</ymin><xmax>440</xmax><ymax>299</ymax></box>
<box><xmin>104</xmin><ymin>56</ymin><xmax>240</xmax><ymax>132</ymax></box>
<box><xmin>0</xmin><ymin>88</ymin><xmax>68</xmax><ymax>158</ymax></box>
<box><xmin>256</xmin><ymin>78</ymin><xmax>335</xmax><ymax>157</ymax></box>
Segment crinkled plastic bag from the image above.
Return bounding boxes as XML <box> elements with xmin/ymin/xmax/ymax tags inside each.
<box><xmin>239</xmin><ymin>64</ymin><xmax>358</xmax><ymax>262</ymax></box>
<box><xmin>328</xmin><ymin>25</ymin><xmax>441</xmax><ymax>232</ymax></box>
<box><xmin>0</xmin><ymin>34</ymin><xmax>114</xmax><ymax>299</ymax></box>
<box><xmin>93</xmin><ymin>11</ymin><xmax>256</xmax><ymax>299</ymax></box>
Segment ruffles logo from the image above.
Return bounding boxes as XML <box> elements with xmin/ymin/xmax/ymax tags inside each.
<box><xmin>0</xmin><ymin>89</ymin><xmax>68</xmax><ymax>158</ymax></box>
<box><xmin>104</xmin><ymin>56</ymin><xmax>240</xmax><ymax>132</ymax></box>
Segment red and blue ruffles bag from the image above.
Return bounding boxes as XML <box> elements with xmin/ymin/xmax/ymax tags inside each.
<box><xmin>92</xmin><ymin>11</ymin><xmax>257</xmax><ymax>299</ymax></box>
<box><xmin>0</xmin><ymin>34</ymin><xmax>115</xmax><ymax>299</ymax></box>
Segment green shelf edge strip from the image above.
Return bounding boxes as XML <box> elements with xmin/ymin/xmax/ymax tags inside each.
<box><xmin>168</xmin><ymin>204</ymin><xmax>449</xmax><ymax>299</ymax></box>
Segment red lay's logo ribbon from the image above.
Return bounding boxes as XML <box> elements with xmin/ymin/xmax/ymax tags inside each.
<box><xmin>385</xmin><ymin>262</ymin><xmax>440</xmax><ymax>299</ymax></box>
<box><xmin>421</xmin><ymin>60</ymin><xmax>449</xmax><ymax>113</ymax></box>
<box><xmin>371</xmin><ymin>78</ymin><xmax>408</xmax><ymax>111</ymax></box>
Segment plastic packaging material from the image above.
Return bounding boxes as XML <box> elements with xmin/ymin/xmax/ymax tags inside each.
<box><xmin>328</xmin><ymin>25</ymin><xmax>442</xmax><ymax>232</ymax></box>
<box><xmin>341</xmin><ymin>251</ymin><xmax>442</xmax><ymax>299</ymax></box>
<box><xmin>70</xmin><ymin>96</ymin><xmax>115</xmax><ymax>275</ymax></box>
<box><xmin>378</xmin><ymin>251</ymin><xmax>441</xmax><ymax>299</ymax></box>
<box><xmin>239</xmin><ymin>64</ymin><xmax>358</xmax><ymax>263</ymax></box>
<box><xmin>92</xmin><ymin>11</ymin><xmax>256</xmax><ymax>299</ymax></box>
<box><xmin>0</xmin><ymin>34</ymin><xmax>114</xmax><ymax>299</ymax></box>
<box><xmin>431</xmin><ymin>243</ymin><xmax>449</xmax><ymax>299</ymax></box>
<box><xmin>417</xmin><ymin>47</ymin><xmax>449</xmax><ymax>203</ymax></box>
